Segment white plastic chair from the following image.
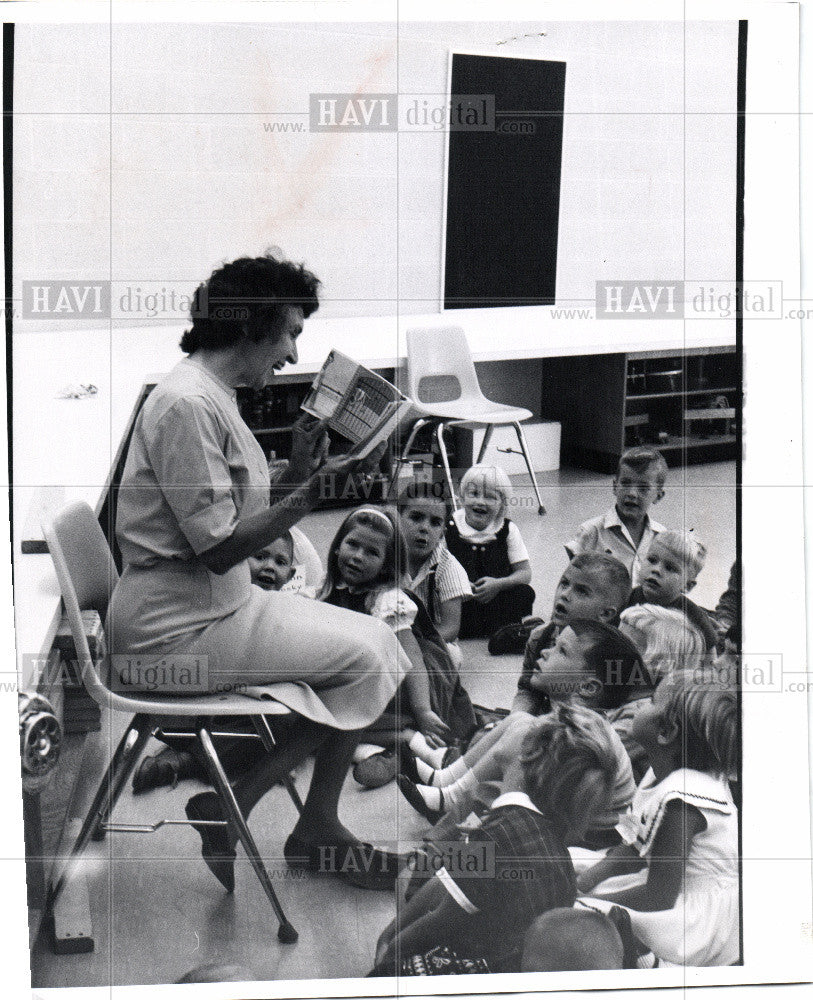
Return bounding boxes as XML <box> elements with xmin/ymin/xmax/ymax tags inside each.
<box><xmin>393</xmin><ymin>326</ymin><xmax>546</xmax><ymax>513</ymax></box>
<box><xmin>43</xmin><ymin>501</ymin><xmax>302</xmax><ymax>947</ymax></box>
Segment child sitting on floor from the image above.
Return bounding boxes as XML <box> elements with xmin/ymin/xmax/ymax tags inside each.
<box><xmin>625</xmin><ymin>529</ymin><xmax>717</xmax><ymax>651</ymax></box>
<box><xmin>397</xmin><ymin>619</ymin><xmax>646</xmax><ymax>843</ymax></box>
<box><xmin>398</xmin><ymin>479</ymin><xmax>472</xmax><ymax>669</ymax></box>
<box><xmin>566</xmin><ymin>446</ymin><xmax>667</xmax><ymax>588</ymax></box>
<box><xmin>319</xmin><ymin>506</ymin><xmax>476</xmax><ymax>788</ymax></box>
<box><xmin>446</xmin><ymin>464</ymin><xmax>535</xmax><ymax>640</ymax></box>
<box><xmin>611</xmin><ymin>604</ymin><xmax>706</xmax><ymax>781</ymax></box>
<box><xmin>513</xmin><ymin>553</ymin><xmax>633</xmax><ymax>715</ymax></box>
<box><xmin>577</xmin><ymin>668</ymin><xmax>739</xmax><ymax>967</ymax></box>
<box><xmin>520</xmin><ymin>907</ymin><xmax>627</xmax><ymax>971</ymax></box>
<box><xmin>372</xmin><ymin>703</ymin><xmax>623</xmax><ymax>975</ymax></box>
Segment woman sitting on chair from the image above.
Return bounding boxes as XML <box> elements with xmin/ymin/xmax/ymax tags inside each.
<box><xmin>106</xmin><ymin>252</ymin><xmax>404</xmax><ymax>891</ymax></box>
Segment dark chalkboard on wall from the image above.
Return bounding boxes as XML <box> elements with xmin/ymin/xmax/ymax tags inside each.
<box><xmin>443</xmin><ymin>53</ymin><xmax>566</xmax><ymax>310</ymax></box>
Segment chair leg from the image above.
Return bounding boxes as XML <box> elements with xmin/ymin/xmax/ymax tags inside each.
<box><xmin>434</xmin><ymin>422</ymin><xmax>459</xmax><ymax>510</ymax></box>
<box><xmin>48</xmin><ymin>715</ymin><xmax>153</xmax><ymax>908</ymax></box>
<box><xmin>197</xmin><ymin>724</ymin><xmax>298</xmax><ymax>944</ymax></box>
<box><xmin>388</xmin><ymin>417</ymin><xmax>430</xmax><ymax>499</ymax></box>
<box><xmin>91</xmin><ymin>717</ymin><xmax>160</xmax><ymax>841</ymax></box>
<box><xmin>513</xmin><ymin>422</ymin><xmax>546</xmax><ymax>515</ymax></box>
<box><xmin>476</xmin><ymin>424</ymin><xmax>495</xmax><ymax>464</ymax></box>
<box><xmin>252</xmin><ymin>716</ymin><xmax>304</xmax><ymax>814</ymax></box>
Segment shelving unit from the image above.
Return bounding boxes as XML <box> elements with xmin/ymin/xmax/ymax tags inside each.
<box><xmin>540</xmin><ymin>346</ymin><xmax>739</xmax><ymax>472</ymax></box>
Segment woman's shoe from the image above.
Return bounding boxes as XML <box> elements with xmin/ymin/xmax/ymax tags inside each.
<box><xmin>283</xmin><ymin>833</ymin><xmax>402</xmax><ymax>889</ymax></box>
<box><xmin>132</xmin><ymin>746</ymin><xmax>188</xmax><ymax>794</ymax></box>
<box><xmin>396</xmin><ymin>775</ymin><xmax>444</xmax><ymax>824</ymax></box>
<box><xmin>185</xmin><ymin>792</ymin><xmax>236</xmax><ymax>893</ymax></box>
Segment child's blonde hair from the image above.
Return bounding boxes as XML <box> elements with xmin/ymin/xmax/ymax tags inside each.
<box><xmin>658</xmin><ymin>668</ymin><xmax>739</xmax><ymax>777</ymax></box>
<box><xmin>651</xmin><ymin>530</ymin><xmax>707</xmax><ymax>581</ymax></box>
<box><xmin>459</xmin><ymin>463</ymin><xmax>513</xmax><ymax>511</ymax></box>
<box><xmin>521</xmin><ymin>702</ymin><xmax>620</xmax><ymax>840</ymax></box>
<box><xmin>620</xmin><ymin>604</ymin><xmax>706</xmax><ymax>684</ymax></box>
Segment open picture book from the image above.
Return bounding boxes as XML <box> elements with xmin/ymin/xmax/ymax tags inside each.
<box><xmin>301</xmin><ymin>349</ymin><xmax>418</xmax><ymax>459</ymax></box>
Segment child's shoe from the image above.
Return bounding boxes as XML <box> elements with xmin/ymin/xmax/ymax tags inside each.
<box><xmin>487</xmin><ymin>617</ymin><xmax>545</xmax><ymax>655</ymax></box>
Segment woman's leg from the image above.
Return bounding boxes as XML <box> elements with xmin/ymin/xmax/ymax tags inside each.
<box><xmin>291</xmin><ymin>729</ymin><xmax>361</xmax><ymax>843</ymax></box>
<box><xmin>227</xmin><ymin>717</ymin><xmax>335</xmax><ymax>833</ymax></box>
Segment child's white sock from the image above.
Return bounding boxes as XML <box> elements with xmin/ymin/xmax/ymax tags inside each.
<box><xmin>352</xmin><ymin>743</ymin><xmax>383</xmax><ymax>764</ymax></box>
<box><xmin>439</xmin><ymin>770</ymin><xmax>479</xmax><ymax>819</ymax></box>
<box><xmin>408</xmin><ymin>731</ymin><xmax>447</xmax><ymax>769</ymax></box>
<box><xmin>412</xmin><ymin>783</ymin><xmax>444</xmax><ymax>812</ymax></box>
<box><xmin>432</xmin><ymin>757</ymin><xmax>470</xmax><ymax>787</ymax></box>
<box><xmin>414</xmin><ymin>758</ymin><xmax>436</xmax><ymax>784</ymax></box>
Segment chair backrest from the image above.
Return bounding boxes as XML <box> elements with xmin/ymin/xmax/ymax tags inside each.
<box><xmin>43</xmin><ymin>501</ymin><xmax>119</xmax><ymax>705</ymax></box>
<box><xmin>405</xmin><ymin>326</ymin><xmax>485</xmax><ymax>405</ymax></box>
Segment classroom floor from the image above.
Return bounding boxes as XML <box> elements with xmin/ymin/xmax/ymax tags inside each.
<box><xmin>30</xmin><ymin>461</ymin><xmax>736</xmax><ymax>988</ymax></box>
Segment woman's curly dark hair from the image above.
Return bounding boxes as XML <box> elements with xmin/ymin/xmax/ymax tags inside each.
<box><xmin>180</xmin><ymin>251</ymin><xmax>320</xmax><ymax>354</ymax></box>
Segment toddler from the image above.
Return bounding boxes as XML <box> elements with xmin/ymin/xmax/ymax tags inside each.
<box><xmin>446</xmin><ymin>463</ymin><xmax>535</xmax><ymax>639</ymax></box>
<box><xmin>373</xmin><ymin>703</ymin><xmax>622</xmax><ymax>975</ymax></box>
<box><xmin>566</xmin><ymin>446</ymin><xmax>667</xmax><ymax>587</ymax></box>
<box><xmin>247</xmin><ymin>531</ymin><xmax>296</xmax><ymax>591</ymax></box>
<box><xmin>398</xmin><ymin>479</ymin><xmax>472</xmax><ymax>669</ymax></box>
<box><xmin>514</xmin><ymin>553</ymin><xmax>632</xmax><ymax>715</ymax></box>
<box><xmin>577</xmin><ymin>668</ymin><xmax>740</xmax><ymax>967</ymax></box>
<box><xmin>626</xmin><ymin>530</ymin><xmax>717</xmax><ymax>651</ymax></box>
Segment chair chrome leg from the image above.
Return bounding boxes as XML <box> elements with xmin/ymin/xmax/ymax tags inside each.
<box><xmin>513</xmin><ymin>422</ymin><xmax>546</xmax><ymax>515</ymax></box>
<box><xmin>48</xmin><ymin>715</ymin><xmax>153</xmax><ymax>908</ymax></box>
<box><xmin>434</xmin><ymin>422</ymin><xmax>458</xmax><ymax>510</ymax></box>
<box><xmin>388</xmin><ymin>417</ymin><xmax>430</xmax><ymax>499</ymax></box>
<box><xmin>252</xmin><ymin>716</ymin><xmax>304</xmax><ymax>814</ymax></box>
<box><xmin>197</xmin><ymin>724</ymin><xmax>298</xmax><ymax>944</ymax></box>
<box><xmin>476</xmin><ymin>424</ymin><xmax>495</xmax><ymax>464</ymax></box>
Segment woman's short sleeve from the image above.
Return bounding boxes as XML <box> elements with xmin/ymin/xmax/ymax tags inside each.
<box><xmin>145</xmin><ymin>396</ymin><xmax>238</xmax><ymax>555</ymax></box>
<box><xmin>369</xmin><ymin>588</ymin><xmax>418</xmax><ymax>633</ymax></box>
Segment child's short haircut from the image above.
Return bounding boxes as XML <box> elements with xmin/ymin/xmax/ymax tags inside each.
<box><xmin>397</xmin><ymin>478</ymin><xmax>453</xmax><ymax>519</ymax></box>
<box><xmin>570</xmin><ymin>552</ymin><xmax>632</xmax><ymax>611</ymax></box>
<box><xmin>620</xmin><ymin>604</ymin><xmax>705</xmax><ymax>684</ymax></box>
<box><xmin>521</xmin><ymin>908</ymin><xmax>623</xmax><ymax>971</ymax></box>
<box><xmin>459</xmin><ymin>463</ymin><xmax>513</xmax><ymax>508</ymax></box>
<box><xmin>566</xmin><ymin>618</ymin><xmax>651</xmax><ymax>709</ymax></box>
<box><xmin>520</xmin><ymin>702</ymin><xmax>620</xmax><ymax>840</ymax></box>
<box><xmin>651</xmin><ymin>529</ymin><xmax>707</xmax><ymax>580</ymax></box>
<box><xmin>659</xmin><ymin>668</ymin><xmax>739</xmax><ymax>776</ymax></box>
<box><xmin>618</xmin><ymin>446</ymin><xmax>668</xmax><ymax>488</ymax></box>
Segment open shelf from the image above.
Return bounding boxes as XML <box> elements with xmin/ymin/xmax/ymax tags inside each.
<box><xmin>656</xmin><ymin>434</ymin><xmax>737</xmax><ymax>451</ymax></box>
<box><xmin>253</xmin><ymin>425</ymin><xmax>296</xmax><ymax>436</ymax></box>
<box><xmin>540</xmin><ymin>346</ymin><xmax>739</xmax><ymax>472</ymax></box>
<box><xmin>627</xmin><ymin>386</ymin><xmax>737</xmax><ymax>401</ymax></box>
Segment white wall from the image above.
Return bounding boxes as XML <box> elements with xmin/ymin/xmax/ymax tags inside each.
<box><xmin>13</xmin><ymin>19</ymin><xmax>738</xmax><ymax>327</ymax></box>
